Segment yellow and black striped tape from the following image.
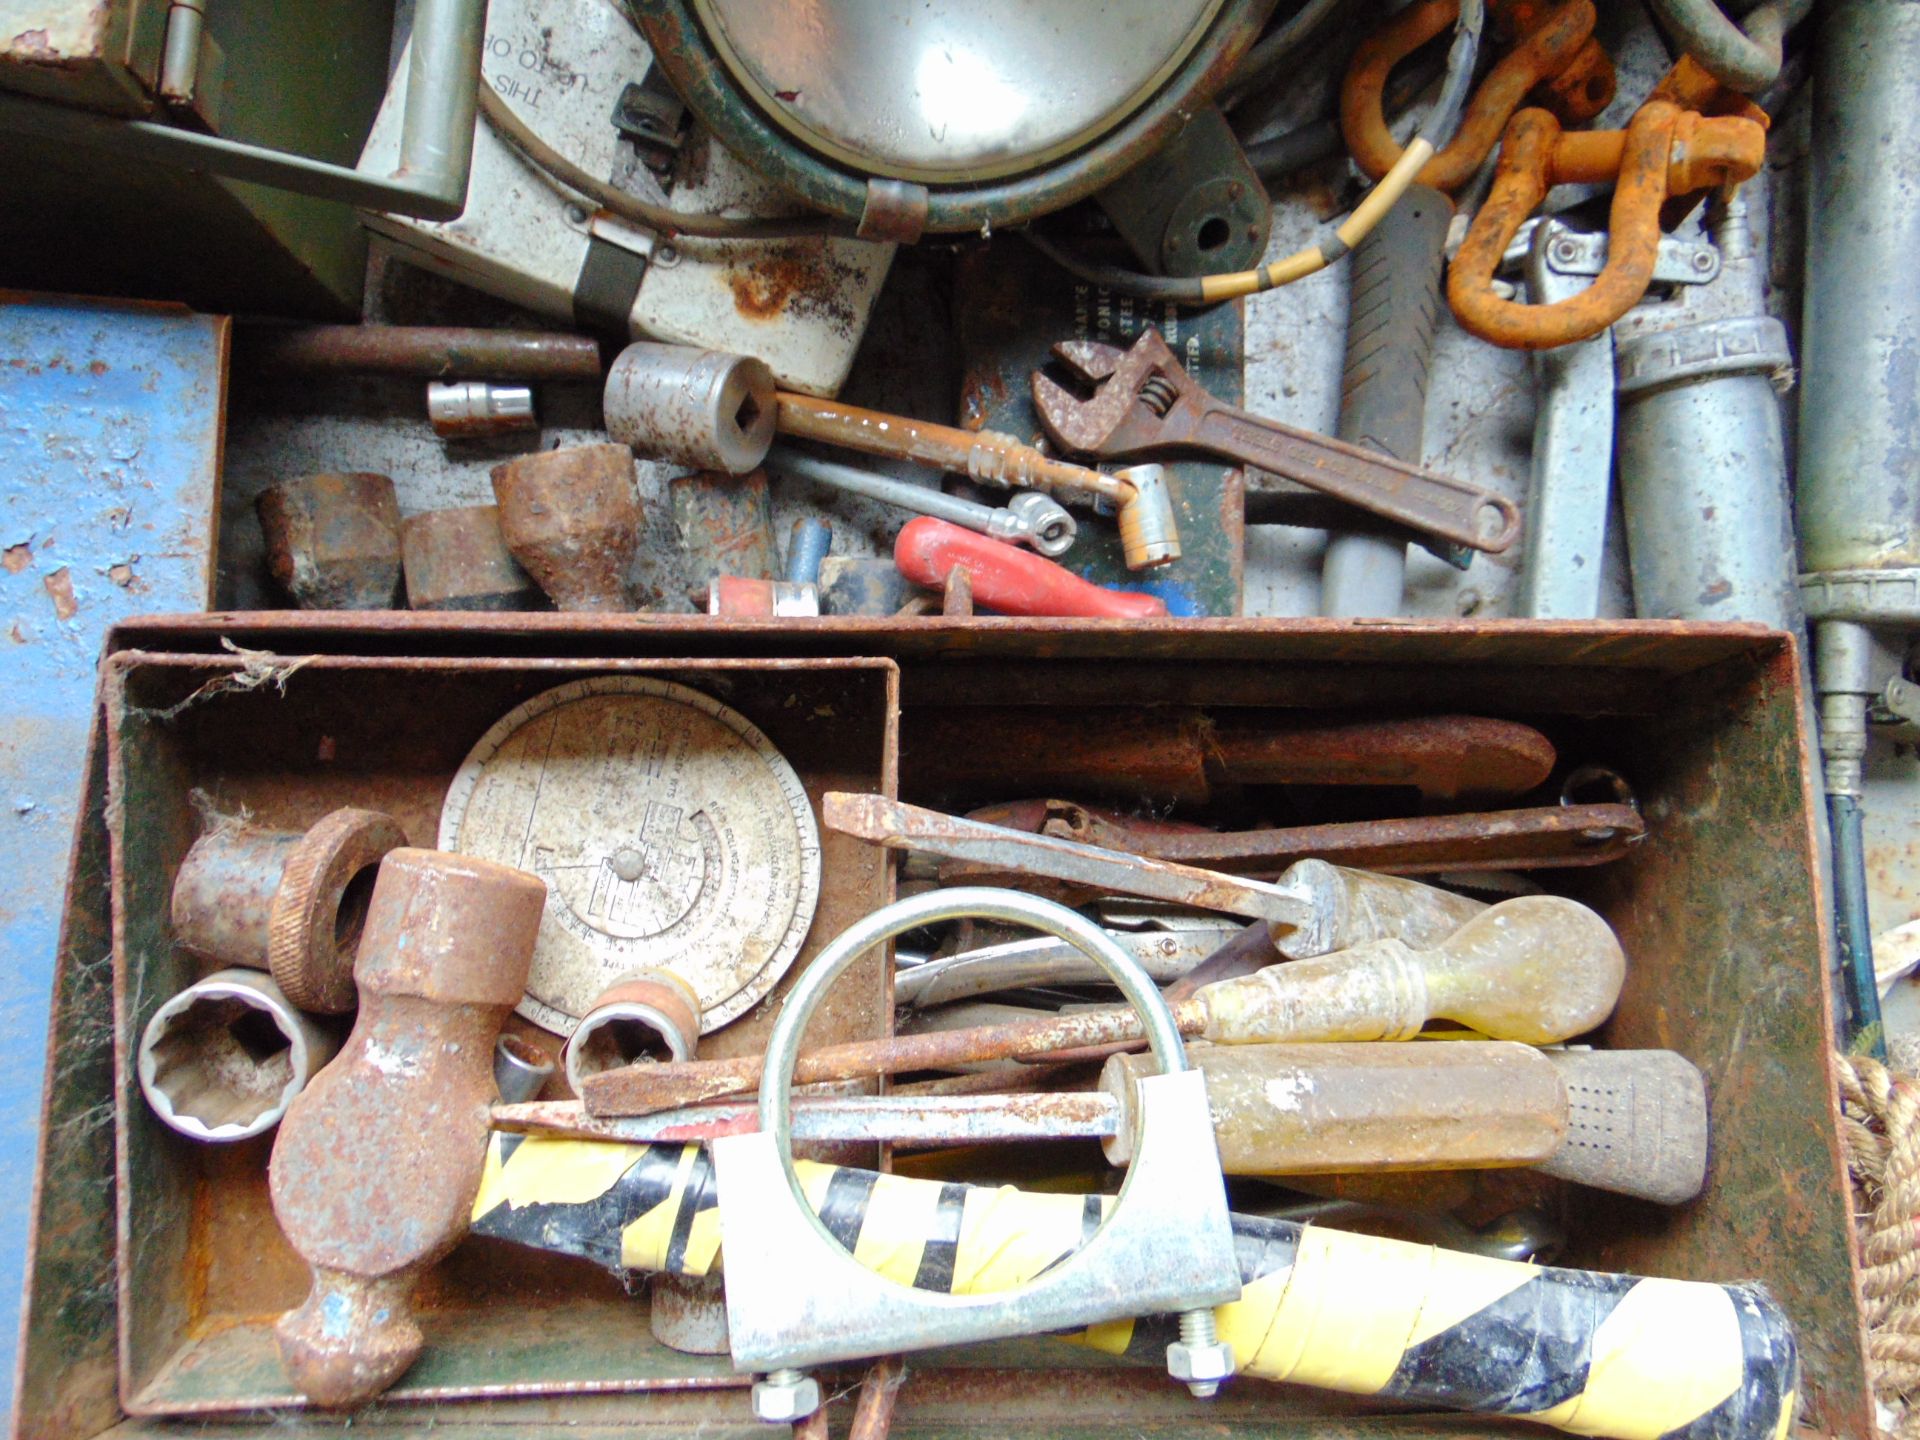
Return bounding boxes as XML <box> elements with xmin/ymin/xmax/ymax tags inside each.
<box><xmin>472</xmin><ymin>1133</ymin><xmax>1797</xmax><ymax>1440</ymax></box>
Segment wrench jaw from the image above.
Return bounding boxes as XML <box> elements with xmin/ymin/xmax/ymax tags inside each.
<box><xmin>1031</xmin><ymin>331</ymin><xmax>1202</xmax><ymax>459</ymax></box>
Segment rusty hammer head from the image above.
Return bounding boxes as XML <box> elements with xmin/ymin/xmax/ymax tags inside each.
<box><xmin>268</xmin><ymin>848</ymin><xmax>546</xmax><ymax>1407</ymax></box>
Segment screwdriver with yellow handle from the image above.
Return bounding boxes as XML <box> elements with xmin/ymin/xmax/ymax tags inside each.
<box><xmin>577</xmin><ymin>895</ymin><xmax>1626</xmax><ymax>1116</ymax></box>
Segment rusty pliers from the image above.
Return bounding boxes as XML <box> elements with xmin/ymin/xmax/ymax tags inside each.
<box><xmin>1031</xmin><ymin>330</ymin><xmax>1521</xmax><ymax>554</ymax></box>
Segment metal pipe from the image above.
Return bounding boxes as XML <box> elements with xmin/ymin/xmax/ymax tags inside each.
<box><xmin>159</xmin><ymin>0</ymin><xmax>207</xmax><ymax>102</ymax></box>
<box><xmin>1615</xmin><ymin>195</ymin><xmax>1800</xmax><ymax>630</ymax></box>
<box><xmin>1796</xmin><ymin>0</ymin><xmax>1920</xmax><ymax>1054</ymax></box>
<box><xmin>1798</xmin><ymin>2</ymin><xmax>1920</xmax><ymax>579</ymax></box>
<box><xmin>786</xmin><ymin>517</ymin><xmax>833</xmax><ymax>586</ymax></box>
<box><xmin>246</xmin><ymin>326</ymin><xmax>604</xmax><ymax>380</ymax></box>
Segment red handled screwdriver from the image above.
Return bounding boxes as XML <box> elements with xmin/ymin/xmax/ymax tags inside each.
<box><xmin>894</xmin><ymin>518</ymin><xmax>1168</xmax><ymax>619</ymax></box>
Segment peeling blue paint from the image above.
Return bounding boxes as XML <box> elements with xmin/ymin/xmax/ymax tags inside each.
<box><xmin>0</xmin><ymin>296</ymin><xmax>226</xmax><ymax>1414</ymax></box>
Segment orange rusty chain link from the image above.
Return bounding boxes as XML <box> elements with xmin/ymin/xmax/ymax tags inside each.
<box><xmin>1447</xmin><ymin>57</ymin><xmax>1768</xmax><ymax>349</ymax></box>
<box><xmin>1342</xmin><ymin>0</ymin><xmax>1615</xmax><ymax>193</ymax></box>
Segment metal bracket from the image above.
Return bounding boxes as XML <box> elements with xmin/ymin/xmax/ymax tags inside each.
<box><xmin>1498</xmin><ymin>219</ymin><xmax>1721</xmax><ymax>288</ymax></box>
<box><xmin>712</xmin><ymin>888</ymin><xmax>1241</xmax><ymax>1379</ymax></box>
<box><xmin>0</xmin><ymin>0</ymin><xmax>483</xmax><ymax>221</ymax></box>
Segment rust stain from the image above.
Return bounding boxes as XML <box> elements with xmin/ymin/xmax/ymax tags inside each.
<box><xmin>2</xmin><ymin>542</ymin><xmax>30</xmax><ymax>574</ymax></box>
<box><xmin>725</xmin><ymin>244</ymin><xmax>859</xmax><ymax>336</ymax></box>
<box><xmin>43</xmin><ymin>567</ymin><xmax>77</xmax><ymax>620</ymax></box>
<box><xmin>88</xmin><ymin>359</ymin><xmax>108</xmax><ymax>377</ymax></box>
<box><xmin>107</xmin><ymin>562</ymin><xmax>136</xmax><ymax>589</ymax></box>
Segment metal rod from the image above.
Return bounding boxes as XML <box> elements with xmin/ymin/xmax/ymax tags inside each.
<box><xmin>821</xmin><ymin>792</ymin><xmax>1315</xmax><ymax>929</ymax></box>
<box><xmin>246</xmin><ymin>326</ymin><xmax>603</xmax><ymax>380</ymax></box>
<box><xmin>495</xmin><ymin>1092</ymin><xmax>1122</xmax><ymax>1145</ymax></box>
<box><xmin>776</xmin><ymin>394</ymin><xmax>1134</xmax><ymax>505</ymax></box>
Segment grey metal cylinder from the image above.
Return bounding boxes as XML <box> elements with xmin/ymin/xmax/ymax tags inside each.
<box><xmin>604</xmin><ymin>342</ymin><xmax>776</xmax><ymax>475</ymax></box>
<box><xmin>1797</xmin><ymin>0</ymin><xmax>1920</xmax><ymax>575</ymax></box>
<box><xmin>138</xmin><ymin>969</ymin><xmax>339</xmax><ymax>1142</ymax></box>
<box><xmin>1617</xmin><ymin>367</ymin><xmax>1800</xmax><ymax>630</ymax></box>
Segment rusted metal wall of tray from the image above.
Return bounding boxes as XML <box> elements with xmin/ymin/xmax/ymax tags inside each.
<box><xmin>9</xmin><ymin>618</ymin><xmax>1869</xmax><ymax>1440</ymax></box>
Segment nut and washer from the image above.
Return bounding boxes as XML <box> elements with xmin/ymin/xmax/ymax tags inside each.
<box><xmin>1167</xmin><ymin>1308</ymin><xmax>1236</xmax><ymax>1398</ymax></box>
<box><xmin>751</xmin><ymin>1368</ymin><xmax>822</xmax><ymax>1424</ymax></box>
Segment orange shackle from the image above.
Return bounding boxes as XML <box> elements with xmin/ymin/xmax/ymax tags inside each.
<box><xmin>1447</xmin><ymin>60</ymin><xmax>1767</xmax><ymax>350</ymax></box>
<box><xmin>1342</xmin><ymin>0</ymin><xmax>1615</xmax><ymax>194</ymax></box>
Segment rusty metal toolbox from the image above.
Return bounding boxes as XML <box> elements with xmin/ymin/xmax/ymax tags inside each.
<box><xmin>15</xmin><ymin>615</ymin><xmax>1871</xmax><ymax>1440</ymax></box>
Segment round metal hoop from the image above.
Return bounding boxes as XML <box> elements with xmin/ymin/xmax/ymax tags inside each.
<box><xmin>757</xmin><ymin>886</ymin><xmax>1192</xmax><ymax>1258</ymax></box>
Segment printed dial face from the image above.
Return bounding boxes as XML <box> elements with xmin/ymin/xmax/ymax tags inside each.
<box><xmin>439</xmin><ymin>677</ymin><xmax>821</xmax><ymax>1035</ymax></box>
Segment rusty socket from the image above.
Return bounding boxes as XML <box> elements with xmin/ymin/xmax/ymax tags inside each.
<box><xmin>648</xmin><ymin>1271</ymin><xmax>730</xmax><ymax>1355</ymax></box>
<box><xmin>563</xmin><ymin>968</ymin><xmax>701</xmax><ymax>1094</ymax></box>
<box><xmin>399</xmin><ymin>504</ymin><xmax>542</xmax><ymax>611</ymax></box>
<box><xmin>269</xmin><ymin>848</ymin><xmax>546</xmax><ymax>1407</ymax></box>
<box><xmin>603</xmin><ymin>342</ymin><xmax>777</xmax><ymax>474</ymax></box>
<box><xmin>490</xmin><ymin>443</ymin><xmax>641</xmax><ymax>612</ymax></box>
<box><xmin>171</xmin><ymin>808</ymin><xmax>407</xmax><ymax>1015</ymax></box>
<box><xmin>669</xmin><ymin>469</ymin><xmax>777</xmax><ymax>604</ymax></box>
<box><xmin>256</xmin><ymin>473</ymin><xmax>404</xmax><ymax>609</ymax></box>
<box><xmin>138</xmin><ymin>968</ymin><xmax>340</xmax><ymax>1142</ymax></box>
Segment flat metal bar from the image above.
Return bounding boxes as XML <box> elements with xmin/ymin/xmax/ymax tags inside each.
<box><xmin>822</xmin><ymin>793</ymin><xmax>1314</xmax><ymax>928</ymax></box>
<box><xmin>494</xmin><ymin>1092</ymin><xmax>1121</xmax><ymax>1145</ymax></box>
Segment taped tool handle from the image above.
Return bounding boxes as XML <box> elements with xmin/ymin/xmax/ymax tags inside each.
<box><xmin>475</xmin><ymin>1136</ymin><xmax>1799</xmax><ymax>1440</ymax></box>
<box><xmin>1210</xmin><ymin>1223</ymin><xmax>1797</xmax><ymax>1440</ymax></box>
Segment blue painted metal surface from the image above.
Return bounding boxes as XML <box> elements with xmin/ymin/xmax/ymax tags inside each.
<box><xmin>0</xmin><ymin>296</ymin><xmax>224</xmax><ymax>1420</ymax></box>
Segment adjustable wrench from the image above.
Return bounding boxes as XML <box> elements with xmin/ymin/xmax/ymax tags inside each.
<box><xmin>1031</xmin><ymin>329</ymin><xmax>1521</xmax><ymax>554</ymax></box>
<box><xmin>767</xmin><ymin>444</ymin><xmax>1077</xmax><ymax>557</ymax></box>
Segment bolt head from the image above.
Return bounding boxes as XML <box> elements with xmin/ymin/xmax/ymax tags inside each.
<box><xmin>1551</xmin><ymin>239</ymin><xmax>1580</xmax><ymax>263</ymax></box>
<box><xmin>751</xmin><ymin>1373</ymin><xmax>822</xmax><ymax>1423</ymax></box>
<box><xmin>1167</xmin><ymin>1339</ymin><xmax>1235</xmax><ymax>1388</ymax></box>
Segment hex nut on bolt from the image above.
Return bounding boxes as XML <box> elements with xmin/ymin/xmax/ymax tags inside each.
<box><xmin>256</xmin><ymin>472</ymin><xmax>404</xmax><ymax>609</ymax></box>
<box><xmin>1167</xmin><ymin>1308</ymin><xmax>1235</xmax><ymax>1399</ymax></box>
<box><xmin>751</xmin><ymin>1370</ymin><xmax>822</xmax><ymax>1423</ymax></box>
